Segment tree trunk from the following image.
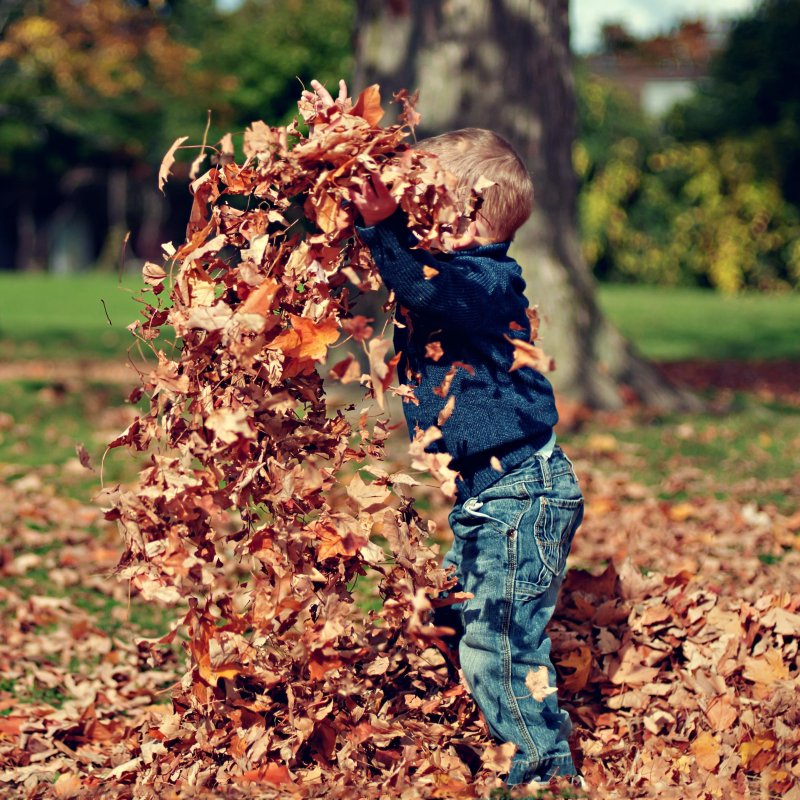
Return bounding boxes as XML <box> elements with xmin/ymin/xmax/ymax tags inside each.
<box><xmin>354</xmin><ymin>0</ymin><xmax>696</xmax><ymax>410</ymax></box>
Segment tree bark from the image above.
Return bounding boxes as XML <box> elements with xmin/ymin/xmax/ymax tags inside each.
<box><xmin>354</xmin><ymin>0</ymin><xmax>696</xmax><ymax>409</ymax></box>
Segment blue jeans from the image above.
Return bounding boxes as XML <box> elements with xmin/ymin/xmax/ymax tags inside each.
<box><xmin>443</xmin><ymin>446</ymin><xmax>583</xmax><ymax>784</ymax></box>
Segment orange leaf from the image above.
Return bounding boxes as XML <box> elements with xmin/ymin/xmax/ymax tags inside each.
<box><xmin>0</xmin><ymin>716</ymin><xmax>25</xmax><ymax>738</ymax></box>
<box><xmin>268</xmin><ymin>314</ymin><xmax>340</xmax><ymax>361</ymax></box>
<box><xmin>739</xmin><ymin>736</ymin><xmax>776</xmax><ymax>770</ymax></box>
<box><xmin>309</xmin><ymin>652</ymin><xmax>344</xmax><ymax>680</ymax></box>
<box><xmin>350</xmin><ymin>84</ymin><xmax>385</xmax><ymax>126</ymax></box>
<box><xmin>743</xmin><ymin>649</ymin><xmax>790</xmax><ymax>686</ymax></box>
<box><xmin>504</xmin><ymin>335</ymin><xmax>555</xmax><ymax>373</ymax></box>
<box><xmin>692</xmin><ymin>731</ymin><xmax>721</xmax><ymax>772</ymax></box>
<box><xmin>705</xmin><ymin>695</ymin><xmax>738</xmax><ymax>732</ymax></box>
<box><xmin>557</xmin><ymin>645</ymin><xmax>592</xmax><ymax>693</ymax></box>
<box><xmin>240</xmin><ymin>279</ymin><xmax>280</xmax><ymax>316</ymax></box>
<box><xmin>237</xmin><ymin>763</ymin><xmax>292</xmax><ymax>785</ymax></box>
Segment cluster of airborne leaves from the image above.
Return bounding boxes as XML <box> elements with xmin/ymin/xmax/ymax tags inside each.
<box><xmin>98</xmin><ymin>87</ymin><xmax>521</xmax><ymax>797</ymax></box>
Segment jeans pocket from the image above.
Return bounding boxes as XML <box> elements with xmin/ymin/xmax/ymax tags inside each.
<box><xmin>455</xmin><ymin>491</ymin><xmax>529</xmax><ymax>538</ymax></box>
<box><xmin>534</xmin><ymin>495</ymin><xmax>584</xmax><ymax>577</ymax></box>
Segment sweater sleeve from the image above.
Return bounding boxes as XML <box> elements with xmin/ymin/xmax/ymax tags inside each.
<box><xmin>356</xmin><ymin>213</ymin><xmax>526</xmax><ymax>329</ymax></box>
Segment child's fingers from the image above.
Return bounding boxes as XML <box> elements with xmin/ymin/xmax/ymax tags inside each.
<box><xmin>370</xmin><ymin>173</ymin><xmax>393</xmax><ymax>200</ymax></box>
<box><xmin>337</xmin><ymin>79</ymin><xmax>349</xmax><ymax>103</ymax></box>
<box><xmin>310</xmin><ymin>79</ymin><xmax>335</xmax><ymax>109</ymax></box>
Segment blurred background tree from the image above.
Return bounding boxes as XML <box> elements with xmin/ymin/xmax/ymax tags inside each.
<box><xmin>0</xmin><ymin>0</ymin><xmax>353</xmax><ymax>271</ymax></box>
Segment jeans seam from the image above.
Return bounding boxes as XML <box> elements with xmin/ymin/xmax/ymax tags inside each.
<box><xmin>501</xmin><ymin>525</ymin><xmax>540</xmax><ymax>768</ymax></box>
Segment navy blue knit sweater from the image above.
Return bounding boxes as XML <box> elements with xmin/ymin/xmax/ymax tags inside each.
<box><xmin>357</xmin><ymin>214</ymin><xmax>558</xmax><ymax>499</ymax></box>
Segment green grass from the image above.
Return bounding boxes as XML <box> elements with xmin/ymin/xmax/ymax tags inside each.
<box><xmin>560</xmin><ymin>393</ymin><xmax>800</xmax><ymax>512</ymax></box>
<box><xmin>0</xmin><ymin>379</ymin><xmax>136</xmax><ymax>496</ymax></box>
<box><xmin>0</xmin><ymin>272</ymin><xmax>148</xmax><ymax>360</ymax></box>
<box><xmin>597</xmin><ymin>284</ymin><xmax>800</xmax><ymax>361</ymax></box>
<box><xmin>1</xmin><ymin>273</ymin><xmax>799</xmax><ymax>362</ymax></box>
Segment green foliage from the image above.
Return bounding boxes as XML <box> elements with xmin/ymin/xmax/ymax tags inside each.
<box><xmin>200</xmin><ymin>0</ymin><xmax>355</xmax><ymax>130</ymax></box>
<box><xmin>576</xmin><ymin>74</ymin><xmax>800</xmax><ymax>292</ymax></box>
<box><xmin>666</xmin><ymin>0</ymin><xmax>800</xmax><ymax>206</ymax></box>
<box><xmin>0</xmin><ymin>0</ymin><xmax>354</xmax><ymax>175</ymax></box>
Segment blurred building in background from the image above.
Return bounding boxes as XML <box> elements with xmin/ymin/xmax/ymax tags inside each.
<box><xmin>585</xmin><ymin>21</ymin><xmax>728</xmax><ymax>117</ymax></box>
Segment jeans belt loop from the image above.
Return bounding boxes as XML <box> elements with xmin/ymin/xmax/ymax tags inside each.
<box><xmin>539</xmin><ymin>453</ymin><xmax>551</xmax><ymax>489</ymax></box>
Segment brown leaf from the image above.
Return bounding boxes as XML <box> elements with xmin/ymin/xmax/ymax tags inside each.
<box><xmin>158</xmin><ymin>135</ymin><xmax>189</xmax><ymax>193</ymax></box>
<box><xmin>239</xmin><ymin>278</ymin><xmax>280</xmax><ymax>316</ymax></box>
<box><xmin>350</xmin><ymin>84</ymin><xmax>385</xmax><ymax>126</ymax></box>
<box><xmin>76</xmin><ymin>443</ymin><xmax>94</xmax><ymax>472</ymax></box>
<box><xmin>505</xmin><ymin>335</ymin><xmax>555</xmax><ymax>373</ymax></box>
<box><xmin>557</xmin><ymin>645</ymin><xmax>592</xmax><ymax>693</ymax></box>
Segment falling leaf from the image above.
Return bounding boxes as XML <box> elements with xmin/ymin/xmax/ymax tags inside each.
<box><xmin>76</xmin><ymin>443</ymin><xmax>94</xmax><ymax>472</ymax></box>
<box><xmin>268</xmin><ymin>314</ymin><xmax>340</xmax><ymax>362</ymax></box>
<box><xmin>504</xmin><ymin>335</ymin><xmax>555</xmax><ymax>373</ymax></box>
<box><xmin>437</xmin><ymin>395</ymin><xmax>456</xmax><ymax>427</ymax></box>
<box><xmin>158</xmin><ymin>135</ymin><xmax>189</xmax><ymax>192</ymax></box>
<box><xmin>239</xmin><ymin>278</ymin><xmax>280</xmax><ymax>316</ymax></box>
<box><xmin>425</xmin><ymin>341</ymin><xmax>444</xmax><ymax>361</ymax></box>
<box><xmin>142</xmin><ymin>262</ymin><xmax>167</xmax><ymax>286</ymax></box>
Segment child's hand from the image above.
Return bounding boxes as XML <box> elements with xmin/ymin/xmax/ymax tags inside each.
<box><xmin>351</xmin><ymin>174</ymin><xmax>399</xmax><ymax>227</ymax></box>
<box><xmin>301</xmin><ymin>79</ymin><xmax>351</xmax><ymax>117</ymax></box>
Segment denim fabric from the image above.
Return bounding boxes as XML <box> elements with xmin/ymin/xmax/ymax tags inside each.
<box><xmin>443</xmin><ymin>445</ymin><xmax>584</xmax><ymax>785</ymax></box>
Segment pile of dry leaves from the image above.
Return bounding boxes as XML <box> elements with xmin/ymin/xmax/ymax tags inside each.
<box><xmin>0</xmin><ymin>86</ymin><xmax>797</xmax><ymax>799</ymax></box>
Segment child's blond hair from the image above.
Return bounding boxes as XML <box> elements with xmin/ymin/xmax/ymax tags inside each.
<box><xmin>416</xmin><ymin>128</ymin><xmax>534</xmax><ymax>242</ymax></box>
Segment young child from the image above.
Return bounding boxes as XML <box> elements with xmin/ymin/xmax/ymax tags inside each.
<box><xmin>310</xmin><ymin>82</ymin><xmax>585</xmax><ymax>787</ymax></box>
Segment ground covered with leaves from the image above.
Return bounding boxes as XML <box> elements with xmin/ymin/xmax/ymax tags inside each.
<box><xmin>1</xmin><ymin>367</ymin><xmax>799</xmax><ymax>799</ymax></box>
<box><xmin>2</xmin><ymin>87</ymin><xmax>799</xmax><ymax>799</ymax></box>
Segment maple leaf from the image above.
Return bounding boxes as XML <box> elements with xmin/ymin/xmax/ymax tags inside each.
<box><xmin>556</xmin><ymin>645</ymin><xmax>592</xmax><ymax>693</ymax></box>
<box><xmin>239</xmin><ymin>278</ymin><xmax>280</xmax><ymax>316</ymax></box>
<box><xmin>525</xmin><ymin>666</ymin><xmax>557</xmax><ymax>701</ymax></box>
<box><xmin>268</xmin><ymin>314</ymin><xmax>340</xmax><ymax>361</ymax></box>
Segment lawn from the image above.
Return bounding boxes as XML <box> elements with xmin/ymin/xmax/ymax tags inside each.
<box><xmin>1</xmin><ymin>274</ymin><xmax>798</xmax><ymax>509</ymax></box>
<box><xmin>597</xmin><ymin>284</ymin><xmax>800</xmax><ymax>361</ymax></box>
<box><xmin>1</xmin><ymin>272</ymin><xmax>799</xmax><ymax>361</ymax></box>
<box><xmin>0</xmin><ymin>272</ymin><xmax>145</xmax><ymax>360</ymax></box>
